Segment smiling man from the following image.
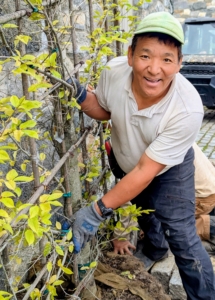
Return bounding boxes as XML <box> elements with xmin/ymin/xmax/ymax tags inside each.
<box><xmin>71</xmin><ymin>12</ymin><xmax>215</xmax><ymax>299</ymax></box>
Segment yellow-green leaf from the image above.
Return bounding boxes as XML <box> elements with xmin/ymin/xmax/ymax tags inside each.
<box><xmin>39</xmin><ymin>203</ymin><xmax>51</xmax><ymax>212</ymax></box>
<box><xmin>49</xmin><ymin>275</ymin><xmax>57</xmax><ymax>284</ymax></box>
<box><xmin>23</xmin><ymin>130</ymin><xmax>39</xmax><ymax>139</ymax></box>
<box><xmin>43</xmin><ymin>242</ymin><xmax>51</xmax><ymax>257</ymax></box>
<box><xmin>56</xmin><ymin>222</ymin><xmax>61</xmax><ymax>230</ymax></box>
<box><xmin>29</xmin><ymin>206</ymin><xmax>39</xmax><ymax>219</ymax></box>
<box><xmin>14</xmin><ymin>176</ymin><xmax>33</xmax><ymax>182</ymax></box>
<box><xmin>2</xmin><ymin>23</ymin><xmax>18</xmax><ymax>28</ymax></box>
<box><xmin>23</xmin><ymin>283</ymin><xmax>30</xmax><ymax>289</ymax></box>
<box><xmin>20</xmin><ymin>120</ymin><xmax>36</xmax><ymax>129</ymax></box>
<box><xmin>39</xmin><ymin>194</ymin><xmax>49</xmax><ymax>203</ymax></box>
<box><xmin>49</xmin><ymin>201</ymin><xmax>62</xmax><ymax>207</ymax></box>
<box><xmin>13</xmin><ymin>130</ymin><xmax>24</xmax><ymax>142</ymax></box>
<box><xmin>21</xmin><ymin>163</ymin><xmax>26</xmax><ymax>172</ymax></box>
<box><xmin>1</xmin><ymin>191</ymin><xmax>15</xmax><ymax>198</ymax></box>
<box><xmin>69</xmin><ymin>245</ymin><xmax>74</xmax><ymax>253</ymax></box>
<box><xmin>0</xmin><ymin>198</ymin><xmax>15</xmax><ymax>208</ymax></box>
<box><xmin>47</xmin><ymin>192</ymin><xmax>63</xmax><ymax>201</ymax></box>
<box><xmin>6</xmin><ymin>169</ymin><xmax>18</xmax><ymax>180</ymax></box>
<box><xmin>28</xmin><ymin>217</ymin><xmax>39</xmax><ymax>233</ymax></box>
<box><xmin>61</xmin><ymin>266</ymin><xmax>73</xmax><ymax>274</ymax></box>
<box><xmin>10</xmin><ymin>95</ymin><xmax>19</xmax><ymax>107</ymax></box>
<box><xmin>39</xmin><ymin>153</ymin><xmax>46</xmax><ymax>161</ymax></box>
<box><xmin>0</xmin><ymin>150</ymin><xmax>10</xmax><ymax>161</ymax></box>
<box><xmin>90</xmin><ymin>261</ymin><xmax>97</xmax><ymax>268</ymax></box>
<box><xmin>53</xmin><ymin>280</ymin><xmax>64</xmax><ymax>286</ymax></box>
<box><xmin>4</xmin><ymin>180</ymin><xmax>16</xmax><ymax>190</ymax></box>
<box><xmin>55</xmin><ymin>245</ymin><xmax>64</xmax><ymax>256</ymax></box>
<box><xmin>0</xmin><ymin>209</ymin><xmax>9</xmax><ymax>218</ymax></box>
<box><xmin>47</xmin><ymin>261</ymin><xmax>52</xmax><ymax>272</ymax></box>
<box><xmin>3</xmin><ymin>223</ymin><xmax>13</xmax><ymax>234</ymax></box>
<box><xmin>66</xmin><ymin>230</ymin><xmax>72</xmax><ymax>241</ymax></box>
<box><xmin>17</xmin><ymin>203</ymin><xmax>32</xmax><ymax>212</ymax></box>
<box><xmin>25</xmin><ymin>229</ymin><xmax>35</xmax><ymax>245</ymax></box>
<box><xmin>14</xmin><ymin>187</ymin><xmax>22</xmax><ymax>197</ymax></box>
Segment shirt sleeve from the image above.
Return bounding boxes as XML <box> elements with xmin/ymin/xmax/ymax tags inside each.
<box><xmin>94</xmin><ymin>68</ymin><xmax>111</xmax><ymax>112</ymax></box>
<box><xmin>145</xmin><ymin>112</ymin><xmax>203</xmax><ymax>166</ymax></box>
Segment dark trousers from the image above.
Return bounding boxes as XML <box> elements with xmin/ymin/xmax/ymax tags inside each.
<box><xmin>108</xmin><ymin>147</ymin><xmax>215</xmax><ymax>300</ymax></box>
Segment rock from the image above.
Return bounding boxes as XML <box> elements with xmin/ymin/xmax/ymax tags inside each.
<box><xmin>151</xmin><ymin>254</ymin><xmax>175</xmax><ymax>293</ymax></box>
<box><xmin>169</xmin><ymin>266</ymin><xmax>186</xmax><ymax>300</ymax></box>
<box><xmin>192</xmin><ymin>1</ymin><xmax>207</xmax><ymax>11</ymax></box>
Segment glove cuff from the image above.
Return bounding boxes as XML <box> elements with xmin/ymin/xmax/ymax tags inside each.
<box><xmin>91</xmin><ymin>202</ymin><xmax>106</xmax><ymax>222</ymax></box>
<box><xmin>67</xmin><ymin>77</ymin><xmax>87</xmax><ymax>105</ymax></box>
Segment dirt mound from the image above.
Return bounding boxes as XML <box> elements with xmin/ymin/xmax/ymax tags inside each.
<box><xmin>94</xmin><ymin>252</ymin><xmax>171</xmax><ymax>300</ymax></box>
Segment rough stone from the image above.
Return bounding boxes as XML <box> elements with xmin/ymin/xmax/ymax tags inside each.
<box><xmin>151</xmin><ymin>254</ymin><xmax>175</xmax><ymax>293</ymax></box>
<box><xmin>191</xmin><ymin>1</ymin><xmax>207</xmax><ymax>11</ymax></box>
<box><xmin>169</xmin><ymin>267</ymin><xmax>186</xmax><ymax>300</ymax></box>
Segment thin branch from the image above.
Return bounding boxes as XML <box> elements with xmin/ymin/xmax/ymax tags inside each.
<box><xmin>0</xmin><ymin>256</ymin><xmax>18</xmax><ymax>300</ymax></box>
<box><xmin>0</xmin><ymin>123</ymin><xmax>93</xmax><ymax>248</ymax></box>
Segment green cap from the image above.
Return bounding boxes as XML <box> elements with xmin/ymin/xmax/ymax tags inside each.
<box><xmin>134</xmin><ymin>12</ymin><xmax>184</xmax><ymax>44</ymax></box>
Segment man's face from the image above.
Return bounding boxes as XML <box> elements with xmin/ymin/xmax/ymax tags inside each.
<box><xmin>128</xmin><ymin>37</ymin><xmax>182</xmax><ymax>105</ymax></box>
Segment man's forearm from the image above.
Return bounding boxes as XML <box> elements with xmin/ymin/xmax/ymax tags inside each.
<box><xmin>95</xmin><ymin>153</ymin><xmax>165</xmax><ymax>214</ymax></box>
<box><xmin>80</xmin><ymin>92</ymin><xmax>110</xmax><ymax>121</ymax></box>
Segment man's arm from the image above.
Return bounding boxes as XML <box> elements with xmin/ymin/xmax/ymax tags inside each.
<box><xmin>80</xmin><ymin>91</ymin><xmax>110</xmax><ymax>121</ymax></box>
<box><xmin>95</xmin><ymin>152</ymin><xmax>166</xmax><ymax>213</ymax></box>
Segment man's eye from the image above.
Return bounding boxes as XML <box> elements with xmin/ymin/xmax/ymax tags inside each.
<box><xmin>164</xmin><ymin>58</ymin><xmax>172</xmax><ymax>62</ymax></box>
<box><xmin>140</xmin><ymin>55</ymin><xmax>149</xmax><ymax>59</ymax></box>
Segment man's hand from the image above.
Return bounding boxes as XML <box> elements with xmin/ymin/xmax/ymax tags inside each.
<box><xmin>112</xmin><ymin>239</ymin><xmax>136</xmax><ymax>255</ymax></box>
<box><xmin>72</xmin><ymin>202</ymin><xmax>105</xmax><ymax>253</ymax></box>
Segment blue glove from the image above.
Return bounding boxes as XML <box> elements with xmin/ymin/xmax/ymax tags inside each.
<box><xmin>66</xmin><ymin>77</ymin><xmax>87</xmax><ymax>104</ymax></box>
<box><xmin>72</xmin><ymin>202</ymin><xmax>105</xmax><ymax>253</ymax></box>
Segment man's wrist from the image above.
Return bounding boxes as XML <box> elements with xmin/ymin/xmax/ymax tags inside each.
<box><xmin>95</xmin><ymin>202</ymin><xmax>102</xmax><ymax>216</ymax></box>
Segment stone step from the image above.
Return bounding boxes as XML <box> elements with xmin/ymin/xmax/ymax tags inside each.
<box><xmin>150</xmin><ymin>253</ymin><xmax>175</xmax><ymax>294</ymax></box>
<box><xmin>150</xmin><ymin>255</ymin><xmax>215</xmax><ymax>300</ymax></box>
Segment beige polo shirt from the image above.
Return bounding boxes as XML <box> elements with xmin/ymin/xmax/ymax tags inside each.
<box><xmin>194</xmin><ymin>143</ymin><xmax>215</xmax><ymax>197</ymax></box>
<box><xmin>95</xmin><ymin>56</ymin><xmax>203</xmax><ymax>174</ymax></box>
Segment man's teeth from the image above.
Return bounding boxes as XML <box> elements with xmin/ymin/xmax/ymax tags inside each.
<box><xmin>146</xmin><ymin>78</ymin><xmax>160</xmax><ymax>82</ymax></box>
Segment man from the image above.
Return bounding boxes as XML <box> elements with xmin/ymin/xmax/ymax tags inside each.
<box><xmin>71</xmin><ymin>12</ymin><xmax>215</xmax><ymax>299</ymax></box>
<box><xmin>111</xmin><ymin>142</ymin><xmax>215</xmax><ymax>256</ymax></box>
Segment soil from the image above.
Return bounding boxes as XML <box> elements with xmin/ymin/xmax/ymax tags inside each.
<box><xmin>95</xmin><ymin>252</ymin><xmax>171</xmax><ymax>300</ymax></box>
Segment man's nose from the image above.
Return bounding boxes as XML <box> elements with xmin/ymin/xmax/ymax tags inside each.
<box><xmin>147</xmin><ymin>59</ymin><xmax>161</xmax><ymax>75</ymax></box>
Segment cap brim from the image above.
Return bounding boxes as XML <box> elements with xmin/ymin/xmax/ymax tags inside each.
<box><xmin>134</xmin><ymin>27</ymin><xmax>184</xmax><ymax>44</ymax></box>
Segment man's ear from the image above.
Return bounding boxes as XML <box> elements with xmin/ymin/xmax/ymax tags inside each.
<box><xmin>127</xmin><ymin>46</ymin><xmax>133</xmax><ymax>67</ymax></box>
<box><xmin>177</xmin><ymin>55</ymin><xmax>183</xmax><ymax>73</ymax></box>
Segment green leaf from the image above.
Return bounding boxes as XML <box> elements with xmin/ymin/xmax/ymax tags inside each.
<box><xmin>25</xmin><ymin>229</ymin><xmax>35</xmax><ymax>245</ymax></box>
<box><xmin>46</xmin><ymin>261</ymin><xmax>52</xmax><ymax>272</ymax></box>
<box><xmin>28</xmin><ymin>81</ymin><xmax>52</xmax><ymax>92</ymax></box>
<box><xmin>49</xmin><ymin>201</ymin><xmax>62</xmax><ymax>207</ymax></box>
<box><xmin>10</xmin><ymin>95</ymin><xmax>20</xmax><ymax>107</ymax></box>
<box><xmin>14</xmin><ymin>176</ymin><xmax>34</xmax><ymax>182</ymax></box>
<box><xmin>60</xmin><ymin>266</ymin><xmax>73</xmax><ymax>274</ymax></box>
<box><xmin>0</xmin><ymin>150</ymin><xmax>10</xmax><ymax>161</ymax></box>
<box><xmin>90</xmin><ymin>261</ymin><xmax>97</xmax><ymax>268</ymax></box>
<box><xmin>53</xmin><ymin>280</ymin><xmax>64</xmax><ymax>286</ymax></box>
<box><xmin>20</xmin><ymin>120</ymin><xmax>36</xmax><ymax>129</ymax></box>
<box><xmin>3</xmin><ymin>223</ymin><xmax>13</xmax><ymax>234</ymax></box>
<box><xmin>0</xmin><ymin>198</ymin><xmax>15</xmax><ymax>208</ymax></box>
<box><xmin>0</xmin><ymin>209</ymin><xmax>9</xmax><ymax>218</ymax></box>
<box><xmin>28</xmin><ymin>217</ymin><xmax>39</xmax><ymax>234</ymax></box>
<box><xmin>66</xmin><ymin>230</ymin><xmax>72</xmax><ymax>241</ymax></box>
<box><xmin>43</xmin><ymin>242</ymin><xmax>52</xmax><ymax>257</ymax></box>
<box><xmin>6</xmin><ymin>169</ymin><xmax>18</xmax><ymax>181</ymax></box>
<box><xmin>1</xmin><ymin>191</ymin><xmax>15</xmax><ymax>198</ymax></box>
<box><xmin>29</xmin><ymin>206</ymin><xmax>39</xmax><ymax>219</ymax></box>
<box><xmin>2</xmin><ymin>23</ymin><xmax>18</xmax><ymax>28</ymax></box>
<box><xmin>56</xmin><ymin>222</ymin><xmax>61</xmax><ymax>230</ymax></box>
<box><xmin>55</xmin><ymin>245</ymin><xmax>64</xmax><ymax>256</ymax></box>
<box><xmin>47</xmin><ymin>192</ymin><xmax>63</xmax><ymax>201</ymax></box>
<box><xmin>14</xmin><ymin>187</ymin><xmax>22</xmax><ymax>197</ymax></box>
<box><xmin>4</xmin><ymin>180</ymin><xmax>16</xmax><ymax>190</ymax></box>
<box><xmin>23</xmin><ymin>130</ymin><xmax>39</xmax><ymax>139</ymax></box>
